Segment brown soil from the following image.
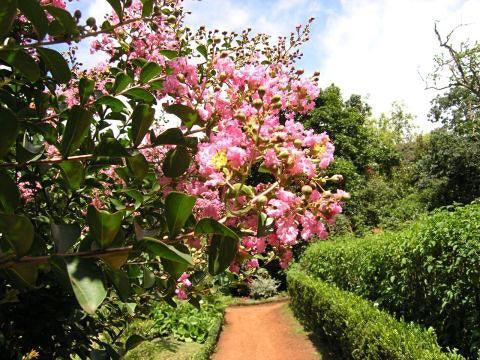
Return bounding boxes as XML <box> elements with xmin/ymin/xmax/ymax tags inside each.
<box><xmin>212</xmin><ymin>300</ymin><xmax>322</xmax><ymax>360</ymax></box>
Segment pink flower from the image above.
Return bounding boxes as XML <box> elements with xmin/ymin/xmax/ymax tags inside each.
<box><xmin>246</xmin><ymin>259</ymin><xmax>259</xmax><ymax>269</ymax></box>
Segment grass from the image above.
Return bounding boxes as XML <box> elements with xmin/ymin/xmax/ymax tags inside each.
<box><xmin>125</xmin><ymin>337</ymin><xmax>202</xmax><ymax>360</ymax></box>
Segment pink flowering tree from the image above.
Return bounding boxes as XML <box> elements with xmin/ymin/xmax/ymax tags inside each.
<box><xmin>0</xmin><ymin>0</ymin><xmax>346</xmax><ymax>356</ymax></box>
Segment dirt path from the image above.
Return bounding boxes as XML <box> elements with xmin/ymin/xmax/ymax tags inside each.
<box><xmin>212</xmin><ymin>300</ymin><xmax>322</xmax><ymax>360</ymax></box>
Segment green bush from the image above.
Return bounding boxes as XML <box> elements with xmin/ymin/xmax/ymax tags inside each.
<box><xmin>248</xmin><ymin>269</ymin><xmax>280</xmax><ymax>299</ymax></box>
<box><xmin>287</xmin><ymin>267</ymin><xmax>463</xmax><ymax>360</ymax></box>
<box><xmin>299</xmin><ymin>202</ymin><xmax>480</xmax><ymax>358</ymax></box>
<box><xmin>150</xmin><ymin>299</ymin><xmax>225</xmax><ymax>343</ymax></box>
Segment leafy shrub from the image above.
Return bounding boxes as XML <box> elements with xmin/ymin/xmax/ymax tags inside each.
<box><xmin>150</xmin><ymin>300</ymin><xmax>224</xmax><ymax>343</ymax></box>
<box><xmin>299</xmin><ymin>202</ymin><xmax>480</xmax><ymax>358</ymax></box>
<box><xmin>248</xmin><ymin>269</ymin><xmax>280</xmax><ymax>299</ymax></box>
<box><xmin>287</xmin><ymin>267</ymin><xmax>463</xmax><ymax>360</ymax></box>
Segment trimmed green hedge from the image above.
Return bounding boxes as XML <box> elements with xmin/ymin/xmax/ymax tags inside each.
<box><xmin>299</xmin><ymin>202</ymin><xmax>480</xmax><ymax>358</ymax></box>
<box><xmin>287</xmin><ymin>267</ymin><xmax>463</xmax><ymax>360</ymax></box>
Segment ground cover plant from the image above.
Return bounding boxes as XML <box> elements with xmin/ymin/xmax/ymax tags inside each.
<box><xmin>0</xmin><ymin>0</ymin><xmax>346</xmax><ymax>357</ymax></box>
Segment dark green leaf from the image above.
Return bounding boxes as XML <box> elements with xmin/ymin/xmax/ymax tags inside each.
<box><xmin>8</xmin><ymin>263</ymin><xmax>38</xmax><ymax>287</ymax></box>
<box><xmin>0</xmin><ymin>49</ymin><xmax>41</xmax><ymax>82</ymax></box>
<box><xmin>37</xmin><ymin>47</ymin><xmax>71</xmax><ymax>83</ymax></box>
<box><xmin>140</xmin><ymin>0</ymin><xmax>153</xmax><ymax>17</ymax></box>
<box><xmin>165</xmin><ymin>104</ymin><xmax>199</xmax><ymax>128</ymax></box>
<box><xmin>164</xmin><ymin>192</ymin><xmax>196</xmax><ymax>238</ymax></box>
<box><xmin>208</xmin><ymin>234</ymin><xmax>238</xmax><ymax>275</ymax></box>
<box><xmin>96</xmin><ymin>95</ymin><xmax>125</xmax><ymax>112</ymax></box>
<box><xmin>159</xmin><ymin>49</ymin><xmax>178</xmax><ymax>60</ymax></box>
<box><xmin>59</xmin><ymin>161</ymin><xmax>85</xmax><ymax>190</ymax></box>
<box><xmin>87</xmin><ymin>205</ymin><xmax>124</xmax><ymax>249</ymax></box>
<box><xmin>0</xmin><ymin>107</ymin><xmax>18</xmax><ymax>158</ymax></box>
<box><xmin>123</xmin><ymin>87</ymin><xmax>156</xmax><ymax>103</ymax></box>
<box><xmin>196</xmin><ymin>45</ymin><xmax>208</xmax><ymax>59</ymax></box>
<box><xmin>64</xmin><ymin>257</ymin><xmax>107</xmax><ymax>314</ymax></box>
<box><xmin>112</xmin><ymin>72</ymin><xmax>132</xmax><ymax>94</ymax></box>
<box><xmin>154</xmin><ymin>128</ymin><xmax>185</xmax><ymax>146</ymax></box>
<box><xmin>18</xmin><ymin>0</ymin><xmax>48</xmax><ymax>39</ymax></box>
<box><xmin>162</xmin><ymin>146</ymin><xmax>191</xmax><ymax>178</ymax></box>
<box><xmin>0</xmin><ymin>169</ymin><xmax>19</xmax><ymax>213</ymax></box>
<box><xmin>94</xmin><ymin>137</ymin><xmax>128</xmax><ymax>157</ymax></box>
<box><xmin>195</xmin><ymin>218</ymin><xmax>239</xmax><ymax>240</ymax></box>
<box><xmin>79</xmin><ymin>77</ymin><xmax>95</xmax><ymax>105</ymax></box>
<box><xmin>141</xmin><ymin>237</ymin><xmax>192</xmax><ymax>265</ymax></box>
<box><xmin>142</xmin><ymin>267</ymin><xmax>155</xmax><ymax>289</ymax></box>
<box><xmin>51</xmin><ymin>223</ymin><xmax>80</xmax><ymax>253</ymax></box>
<box><xmin>140</xmin><ymin>61</ymin><xmax>162</xmax><ymax>83</ymax></box>
<box><xmin>107</xmin><ymin>268</ymin><xmax>131</xmax><ymax>301</ymax></box>
<box><xmin>125</xmin><ymin>335</ymin><xmax>145</xmax><ymax>352</ymax></box>
<box><xmin>44</xmin><ymin>6</ymin><xmax>77</xmax><ymax>35</ymax></box>
<box><xmin>0</xmin><ymin>0</ymin><xmax>17</xmax><ymax>39</ymax></box>
<box><xmin>162</xmin><ymin>258</ymin><xmax>188</xmax><ymax>279</ymax></box>
<box><xmin>106</xmin><ymin>0</ymin><xmax>123</xmax><ymax>21</ymax></box>
<box><xmin>126</xmin><ymin>153</ymin><xmax>149</xmax><ymax>181</ymax></box>
<box><xmin>60</xmin><ymin>106</ymin><xmax>93</xmax><ymax>157</ymax></box>
<box><xmin>0</xmin><ymin>214</ymin><xmax>34</xmax><ymax>257</ymax></box>
<box><xmin>131</xmin><ymin>104</ymin><xmax>155</xmax><ymax>147</ymax></box>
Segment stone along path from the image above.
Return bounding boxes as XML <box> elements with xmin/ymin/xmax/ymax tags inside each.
<box><xmin>212</xmin><ymin>300</ymin><xmax>327</xmax><ymax>360</ymax></box>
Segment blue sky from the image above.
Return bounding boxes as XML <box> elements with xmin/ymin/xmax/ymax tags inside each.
<box><xmin>68</xmin><ymin>0</ymin><xmax>480</xmax><ymax>131</ymax></box>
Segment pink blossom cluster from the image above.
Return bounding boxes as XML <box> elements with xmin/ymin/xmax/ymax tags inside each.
<box><xmin>175</xmin><ymin>272</ymin><xmax>192</xmax><ymax>300</ymax></box>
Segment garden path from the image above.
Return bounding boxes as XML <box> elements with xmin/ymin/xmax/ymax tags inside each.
<box><xmin>212</xmin><ymin>300</ymin><xmax>326</xmax><ymax>360</ymax></box>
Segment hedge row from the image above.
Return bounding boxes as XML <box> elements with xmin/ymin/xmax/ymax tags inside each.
<box><xmin>287</xmin><ymin>267</ymin><xmax>463</xmax><ymax>360</ymax></box>
<box><xmin>299</xmin><ymin>202</ymin><xmax>480</xmax><ymax>358</ymax></box>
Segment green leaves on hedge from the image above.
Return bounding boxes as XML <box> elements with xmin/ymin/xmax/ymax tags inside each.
<box><xmin>0</xmin><ymin>0</ymin><xmax>17</xmax><ymax>39</ymax></box>
<box><xmin>64</xmin><ymin>257</ymin><xmax>107</xmax><ymax>314</ymax></box>
<box><xmin>0</xmin><ymin>107</ymin><xmax>19</xmax><ymax>159</ymax></box>
<box><xmin>126</xmin><ymin>153</ymin><xmax>149</xmax><ymax>181</ymax></box>
<box><xmin>17</xmin><ymin>0</ymin><xmax>48</xmax><ymax>39</ymax></box>
<box><xmin>79</xmin><ymin>78</ymin><xmax>95</xmax><ymax>105</ymax></box>
<box><xmin>51</xmin><ymin>223</ymin><xmax>80</xmax><ymax>253</ymax></box>
<box><xmin>195</xmin><ymin>218</ymin><xmax>239</xmax><ymax>275</ymax></box>
<box><xmin>113</xmin><ymin>72</ymin><xmax>132</xmax><ymax>94</ymax></box>
<box><xmin>87</xmin><ymin>205</ymin><xmax>124</xmax><ymax>249</ymax></box>
<box><xmin>165</xmin><ymin>104</ymin><xmax>199</xmax><ymax>128</ymax></box>
<box><xmin>59</xmin><ymin>161</ymin><xmax>85</xmax><ymax>190</ymax></box>
<box><xmin>140</xmin><ymin>61</ymin><xmax>162</xmax><ymax>83</ymax></box>
<box><xmin>60</xmin><ymin>106</ymin><xmax>93</xmax><ymax>157</ymax></box>
<box><xmin>131</xmin><ymin>104</ymin><xmax>155</xmax><ymax>147</ymax></box>
<box><xmin>141</xmin><ymin>237</ymin><xmax>192</xmax><ymax>265</ymax></box>
<box><xmin>0</xmin><ymin>170</ymin><xmax>19</xmax><ymax>213</ymax></box>
<box><xmin>0</xmin><ymin>49</ymin><xmax>41</xmax><ymax>82</ymax></box>
<box><xmin>37</xmin><ymin>47</ymin><xmax>71</xmax><ymax>83</ymax></box>
<box><xmin>165</xmin><ymin>192</ymin><xmax>196</xmax><ymax>239</ymax></box>
<box><xmin>162</xmin><ymin>146</ymin><xmax>191</xmax><ymax>178</ymax></box>
<box><xmin>0</xmin><ymin>214</ymin><xmax>34</xmax><ymax>257</ymax></box>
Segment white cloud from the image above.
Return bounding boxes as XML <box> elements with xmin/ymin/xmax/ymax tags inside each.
<box><xmin>316</xmin><ymin>0</ymin><xmax>480</xmax><ymax>131</ymax></box>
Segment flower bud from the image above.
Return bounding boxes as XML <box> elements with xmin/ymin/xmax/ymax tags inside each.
<box><xmin>213</xmin><ymin>36</ymin><xmax>222</xmax><ymax>44</ymax></box>
<box><xmin>330</xmin><ymin>174</ymin><xmax>343</xmax><ymax>182</ymax></box>
<box><xmin>342</xmin><ymin>192</ymin><xmax>351</xmax><ymax>200</ymax></box>
<box><xmin>301</xmin><ymin>185</ymin><xmax>313</xmax><ymax>195</ymax></box>
<box><xmin>294</xmin><ymin>139</ymin><xmax>303</xmax><ymax>148</ymax></box>
<box><xmin>279</xmin><ymin>150</ymin><xmax>289</xmax><ymax>159</ymax></box>
<box><xmin>252</xmin><ymin>98</ymin><xmax>263</xmax><ymax>110</ymax></box>
<box><xmin>296</xmin><ymin>69</ymin><xmax>304</xmax><ymax>75</ymax></box>
<box><xmin>271</xmin><ymin>94</ymin><xmax>281</xmax><ymax>103</ymax></box>
<box><xmin>234</xmin><ymin>111</ymin><xmax>246</xmax><ymax>121</ymax></box>
<box><xmin>74</xmin><ymin>10</ymin><xmax>82</xmax><ymax>18</ymax></box>
<box><xmin>176</xmin><ymin>73</ymin><xmax>185</xmax><ymax>83</ymax></box>
<box><xmin>167</xmin><ymin>15</ymin><xmax>176</xmax><ymax>24</ymax></box>
<box><xmin>313</xmin><ymin>71</ymin><xmax>320</xmax><ymax>77</ymax></box>
<box><xmin>323</xmin><ymin>190</ymin><xmax>332</xmax><ymax>197</ymax></box>
<box><xmin>86</xmin><ymin>17</ymin><xmax>96</xmax><ymax>27</ymax></box>
<box><xmin>255</xmin><ymin>195</ymin><xmax>268</xmax><ymax>206</ymax></box>
<box><xmin>219</xmin><ymin>71</ymin><xmax>228</xmax><ymax>82</ymax></box>
<box><xmin>258</xmin><ymin>86</ymin><xmax>266</xmax><ymax>98</ymax></box>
